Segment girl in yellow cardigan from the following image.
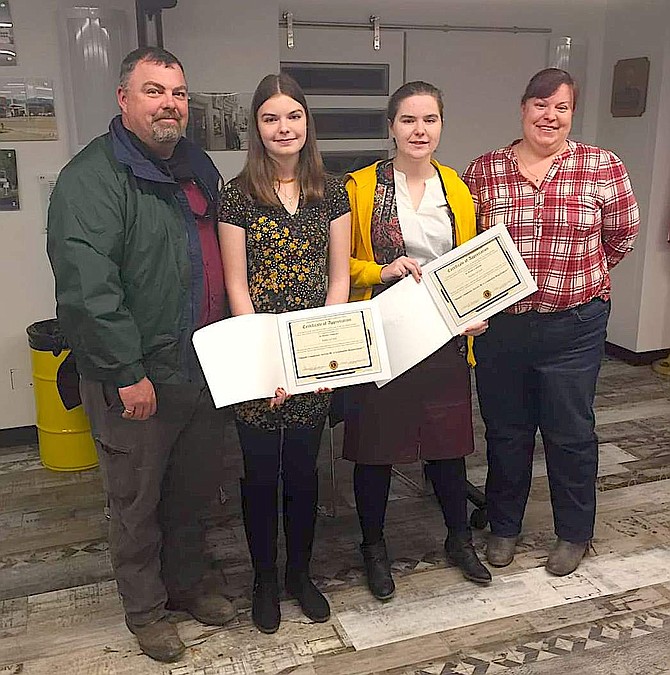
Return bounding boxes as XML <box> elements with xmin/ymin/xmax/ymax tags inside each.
<box><xmin>343</xmin><ymin>81</ymin><xmax>491</xmax><ymax>600</ymax></box>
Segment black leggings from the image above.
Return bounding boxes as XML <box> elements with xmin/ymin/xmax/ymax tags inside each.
<box><xmin>354</xmin><ymin>458</ymin><xmax>468</xmax><ymax>545</ymax></box>
<box><xmin>236</xmin><ymin>421</ymin><xmax>325</xmax><ymax>487</ymax></box>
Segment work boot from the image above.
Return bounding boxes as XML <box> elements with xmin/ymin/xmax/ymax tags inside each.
<box><xmin>125</xmin><ymin>616</ymin><xmax>185</xmax><ymax>663</ymax></box>
<box><xmin>167</xmin><ymin>591</ymin><xmax>236</xmax><ymax>626</ymax></box>
<box><xmin>361</xmin><ymin>539</ymin><xmax>395</xmax><ymax>601</ymax></box>
<box><xmin>445</xmin><ymin>532</ymin><xmax>492</xmax><ymax>584</ymax></box>
<box><xmin>240</xmin><ymin>478</ymin><xmax>281</xmax><ymax>633</ymax></box>
<box><xmin>486</xmin><ymin>534</ymin><xmax>518</xmax><ymax>567</ymax></box>
<box><xmin>283</xmin><ymin>474</ymin><xmax>330</xmax><ymax>622</ymax></box>
<box><xmin>546</xmin><ymin>538</ymin><xmax>589</xmax><ymax>576</ymax></box>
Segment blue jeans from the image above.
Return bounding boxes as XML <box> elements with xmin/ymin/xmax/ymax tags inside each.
<box><xmin>474</xmin><ymin>298</ymin><xmax>610</xmax><ymax>543</ymax></box>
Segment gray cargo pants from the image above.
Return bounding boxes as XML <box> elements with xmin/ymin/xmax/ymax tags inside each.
<box><xmin>80</xmin><ymin>379</ymin><xmax>225</xmax><ymax>626</ymax></box>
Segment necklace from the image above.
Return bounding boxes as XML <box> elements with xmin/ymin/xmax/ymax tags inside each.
<box><xmin>275</xmin><ymin>182</ymin><xmax>299</xmax><ymax>209</ymax></box>
<box><xmin>516</xmin><ymin>153</ymin><xmax>542</xmax><ymax>184</ymax></box>
<box><xmin>516</xmin><ymin>142</ymin><xmax>567</xmax><ymax>185</ymax></box>
<box><xmin>277</xmin><ymin>177</ymin><xmax>296</xmax><ymax>184</ymax></box>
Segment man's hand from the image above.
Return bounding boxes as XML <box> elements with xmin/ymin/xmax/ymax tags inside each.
<box><xmin>119</xmin><ymin>377</ymin><xmax>157</xmax><ymax>420</ymax></box>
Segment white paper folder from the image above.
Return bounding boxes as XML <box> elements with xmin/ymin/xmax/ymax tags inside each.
<box><xmin>193</xmin><ymin>225</ymin><xmax>537</xmax><ymax>407</ymax></box>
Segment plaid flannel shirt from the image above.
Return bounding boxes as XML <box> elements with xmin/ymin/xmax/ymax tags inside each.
<box><xmin>462</xmin><ymin>139</ymin><xmax>639</xmax><ymax>313</ymax></box>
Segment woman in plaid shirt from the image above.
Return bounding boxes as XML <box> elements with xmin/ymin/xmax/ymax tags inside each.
<box><xmin>462</xmin><ymin>68</ymin><xmax>639</xmax><ymax>576</ymax></box>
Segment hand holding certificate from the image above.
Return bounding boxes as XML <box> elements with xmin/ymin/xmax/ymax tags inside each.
<box><xmin>423</xmin><ymin>224</ymin><xmax>536</xmax><ymax>335</ymax></box>
<box><xmin>373</xmin><ymin>224</ymin><xmax>537</xmax><ymax>386</ymax></box>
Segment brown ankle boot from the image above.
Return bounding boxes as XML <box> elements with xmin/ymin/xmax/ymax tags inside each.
<box><xmin>546</xmin><ymin>538</ymin><xmax>589</xmax><ymax>576</ymax></box>
<box><xmin>167</xmin><ymin>591</ymin><xmax>237</xmax><ymax>626</ymax></box>
<box><xmin>125</xmin><ymin>616</ymin><xmax>185</xmax><ymax>663</ymax></box>
<box><xmin>486</xmin><ymin>534</ymin><xmax>518</xmax><ymax>567</ymax></box>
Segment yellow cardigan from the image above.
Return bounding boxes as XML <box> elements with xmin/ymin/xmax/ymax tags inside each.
<box><xmin>345</xmin><ymin>159</ymin><xmax>478</xmax><ymax>364</ymax></box>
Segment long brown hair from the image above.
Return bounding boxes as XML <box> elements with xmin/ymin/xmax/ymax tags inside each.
<box><xmin>238</xmin><ymin>73</ymin><xmax>325</xmax><ymax>206</ymax></box>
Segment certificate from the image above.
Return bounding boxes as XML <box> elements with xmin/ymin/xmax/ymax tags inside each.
<box><xmin>193</xmin><ymin>301</ymin><xmax>391</xmax><ymax>408</ymax></box>
<box><xmin>285</xmin><ymin>309</ymin><xmax>380</xmax><ymax>380</ymax></box>
<box><xmin>277</xmin><ymin>304</ymin><xmax>388</xmax><ymax>394</ymax></box>
<box><xmin>193</xmin><ymin>226</ymin><xmax>535</xmax><ymax>405</ymax></box>
<box><xmin>423</xmin><ymin>224</ymin><xmax>537</xmax><ymax>335</ymax></box>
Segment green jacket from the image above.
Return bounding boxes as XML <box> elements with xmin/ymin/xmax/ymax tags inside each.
<box><xmin>47</xmin><ymin>117</ymin><xmax>221</xmax><ymax>387</ymax></box>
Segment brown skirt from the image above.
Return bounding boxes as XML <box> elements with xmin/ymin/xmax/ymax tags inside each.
<box><xmin>342</xmin><ymin>340</ymin><xmax>474</xmax><ymax>464</ymax></box>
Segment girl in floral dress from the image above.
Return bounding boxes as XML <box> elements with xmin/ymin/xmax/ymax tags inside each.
<box><xmin>218</xmin><ymin>73</ymin><xmax>350</xmax><ymax>633</ymax></box>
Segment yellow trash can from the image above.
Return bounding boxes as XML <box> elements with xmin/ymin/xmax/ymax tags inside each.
<box><xmin>27</xmin><ymin>319</ymin><xmax>98</xmax><ymax>472</ymax></box>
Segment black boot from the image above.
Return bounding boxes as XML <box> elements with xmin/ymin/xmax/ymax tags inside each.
<box><xmin>283</xmin><ymin>475</ymin><xmax>330</xmax><ymax>623</ymax></box>
<box><xmin>252</xmin><ymin>569</ymin><xmax>280</xmax><ymax>634</ymax></box>
<box><xmin>445</xmin><ymin>531</ymin><xmax>492</xmax><ymax>584</ymax></box>
<box><xmin>240</xmin><ymin>479</ymin><xmax>281</xmax><ymax>633</ymax></box>
<box><xmin>361</xmin><ymin>539</ymin><xmax>395</xmax><ymax>600</ymax></box>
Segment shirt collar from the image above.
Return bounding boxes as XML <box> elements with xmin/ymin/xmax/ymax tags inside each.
<box><xmin>504</xmin><ymin>138</ymin><xmax>576</xmax><ymax>162</ymax></box>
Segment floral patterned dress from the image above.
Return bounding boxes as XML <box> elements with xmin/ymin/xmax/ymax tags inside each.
<box><xmin>218</xmin><ymin>175</ymin><xmax>350</xmax><ymax>430</ymax></box>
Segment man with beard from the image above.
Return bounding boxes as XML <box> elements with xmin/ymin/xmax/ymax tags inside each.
<box><xmin>47</xmin><ymin>47</ymin><xmax>234</xmax><ymax>662</ymax></box>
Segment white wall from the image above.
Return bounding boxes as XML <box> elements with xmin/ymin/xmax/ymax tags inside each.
<box><xmin>596</xmin><ymin>0</ymin><xmax>670</xmax><ymax>352</ymax></box>
<box><xmin>405</xmin><ymin>31</ymin><xmax>548</xmax><ymax>174</ymax></box>
<box><xmin>0</xmin><ymin>0</ymin><xmax>134</xmax><ymax>429</ymax></box>
<box><xmin>163</xmin><ymin>0</ymin><xmax>279</xmax><ymax>181</ymax></box>
<box><xmin>283</xmin><ymin>0</ymin><xmax>608</xmax><ymax>162</ymax></box>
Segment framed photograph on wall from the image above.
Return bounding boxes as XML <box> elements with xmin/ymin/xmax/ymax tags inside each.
<box><xmin>0</xmin><ymin>78</ymin><xmax>57</xmax><ymax>140</ymax></box>
<box><xmin>611</xmin><ymin>57</ymin><xmax>650</xmax><ymax>118</ymax></box>
<box><xmin>0</xmin><ymin>1</ymin><xmax>16</xmax><ymax>65</ymax></box>
<box><xmin>0</xmin><ymin>148</ymin><xmax>19</xmax><ymax>210</ymax></box>
<box><xmin>186</xmin><ymin>92</ymin><xmax>251</xmax><ymax>151</ymax></box>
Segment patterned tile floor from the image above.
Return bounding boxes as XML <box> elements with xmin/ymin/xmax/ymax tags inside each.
<box><xmin>0</xmin><ymin>356</ymin><xmax>669</xmax><ymax>673</ymax></box>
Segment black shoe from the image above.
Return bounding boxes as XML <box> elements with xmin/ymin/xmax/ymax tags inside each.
<box><xmin>360</xmin><ymin>539</ymin><xmax>396</xmax><ymax>601</ymax></box>
<box><xmin>445</xmin><ymin>533</ymin><xmax>492</xmax><ymax>584</ymax></box>
<box><xmin>285</xmin><ymin>571</ymin><xmax>330</xmax><ymax>622</ymax></box>
<box><xmin>252</xmin><ymin>570</ymin><xmax>281</xmax><ymax>634</ymax></box>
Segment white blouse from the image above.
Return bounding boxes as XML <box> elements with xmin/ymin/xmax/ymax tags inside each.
<box><xmin>393</xmin><ymin>168</ymin><xmax>453</xmax><ymax>266</ymax></box>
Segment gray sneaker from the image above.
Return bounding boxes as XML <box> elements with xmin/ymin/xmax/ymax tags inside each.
<box><xmin>546</xmin><ymin>539</ymin><xmax>589</xmax><ymax>576</ymax></box>
<box><xmin>486</xmin><ymin>534</ymin><xmax>518</xmax><ymax>567</ymax></box>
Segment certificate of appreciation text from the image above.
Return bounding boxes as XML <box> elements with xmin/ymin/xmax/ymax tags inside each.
<box><xmin>423</xmin><ymin>224</ymin><xmax>536</xmax><ymax>336</ymax></box>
